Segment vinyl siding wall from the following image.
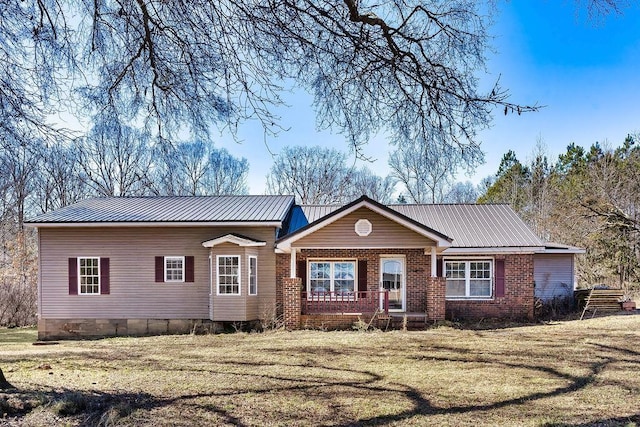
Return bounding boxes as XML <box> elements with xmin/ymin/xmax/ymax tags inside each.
<box><xmin>534</xmin><ymin>254</ymin><xmax>575</xmax><ymax>301</ymax></box>
<box><xmin>294</xmin><ymin>208</ymin><xmax>436</xmax><ymax>248</ymax></box>
<box><xmin>39</xmin><ymin>226</ymin><xmax>277</xmax><ymax>321</ymax></box>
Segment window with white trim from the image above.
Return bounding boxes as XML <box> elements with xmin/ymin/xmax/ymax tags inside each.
<box><xmin>79</xmin><ymin>257</ymin><xmax>100</xmax><ymax>295</ymax></box>
<box><xmin>217</xmin><ymin>255</ymin><xmax>240</xmax><ymax>295</ymax></box>
<box><xmin>445</xmin><ymin>259</ymin><xmax>493</xmax><ymax>298</ymax></box>
<box><xmin>248</xmin><ymin>256</ymin><xmax>257</xmax><ymax>295</ymax></box>
<box><xmin>165</xmin><ymin>256</ymin><xmax>185</xmax><ymax>282</ymax></box>
<box><xmin>308</xmin><ymin>260</ymin><xmax>356</xmax><ymax>294</ymax></box>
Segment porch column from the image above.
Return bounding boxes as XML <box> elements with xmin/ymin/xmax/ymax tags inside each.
<box><xmin>290</xmin><ymin>248</ymin><xmax>297</xmax><ymax>278</ymax></box>
<box><xmin>282</xmin><ymin>277</ymin><xmax>302</xmax><ymax>330</ymax></box>
<box><xmin>430</xmin><ymin>246</ymin><xmax>437</xmax><ymax>277</ymax></box>
<box><xmin>426</xmin><ymin>277</ymin><xmax>446</xmax><ymax>321</ymax></box>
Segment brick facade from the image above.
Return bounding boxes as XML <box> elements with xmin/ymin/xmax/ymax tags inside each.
<box><xmin>279</xmin><ymin>251</ymin><xmax>536</xmax><ymax>328</ymax></box>
<box><xmin>282</xmin><ymin>277</ymin><xmax>302</xmax><ymax>330</ymax></box>
<box><xmin>426</xmin><ymin>277</ymin><xmax>446</xmax><ymax>320</ymax></box>
<box><xmin>445</xmin><ymin>254</ymin><xmax>535</xmax><ymax>320</ymax></box>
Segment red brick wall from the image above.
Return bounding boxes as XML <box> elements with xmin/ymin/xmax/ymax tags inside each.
<box><xmin>286</xmin><ymin>248</ymin><xmax>431</xmax><ymax>312</ymax></box>
<box><xmin>426</xmin><ymin>277</ymin><xmax>446</xmax><ymax>320</ymax></box>
<box><xmin>445</xmin><ymin>254</ymin><xmax>535</xmax><ymax>320</ymax></box>
<box><xmin>282</xmin><ymin>277</ymin><xmax>302</xmax><ymax>330</ymax></box>
<box><xmin>279</xmin><ymin>251</ymin><xmax>536</xmax><ymax>327</ymax></box>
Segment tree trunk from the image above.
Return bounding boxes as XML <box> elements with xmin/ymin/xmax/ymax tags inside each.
<box><xmin>0</xmin><ymin>367</ymin><xmax>15</xmax><ymax>390</ymax></box>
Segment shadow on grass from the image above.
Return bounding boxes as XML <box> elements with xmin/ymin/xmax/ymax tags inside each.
<box><xmin>541</xmin><ymin>413</ymin><xmax>640</xmax><ymax>427</ymax></box>
<box><xmin>2</xmin><ymin>341</ymin><xmax>638</xmax><ymax>425</ymax></box>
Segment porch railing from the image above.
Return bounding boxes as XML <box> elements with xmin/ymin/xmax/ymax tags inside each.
<box><xmin>301</xmin><ymin>291</ymin><xmax>389</xmax><ymax>315</ymax></box>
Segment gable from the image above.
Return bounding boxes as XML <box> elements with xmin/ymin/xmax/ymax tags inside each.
<box><xmin>292</xmin><ymin>207</ymin><xmax>437</xmax><ymax>249</ymax></box>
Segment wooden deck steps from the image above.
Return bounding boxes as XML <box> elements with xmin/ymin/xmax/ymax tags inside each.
<box><xmin>575</xmin><ymin>288</ymin><xmax>626</xmax><ymax>319</ymax></box>
<box><xmin>388</xmin><ymin>313</ymin><xmax>429</xmax><ymax>330</ymax></box>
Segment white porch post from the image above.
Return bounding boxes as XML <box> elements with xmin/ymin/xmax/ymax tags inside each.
<box><xmin>430</xmin><ymin>246</ymin><xmax>437</xmax><ymax>277</ymax></box>
<box><xmin>290</xmin><ymin>247</ymin><xmax>297</xmax><ymax>278</ymax></box>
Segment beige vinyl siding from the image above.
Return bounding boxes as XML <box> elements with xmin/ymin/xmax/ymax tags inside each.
<box><xmin>39</xmin><ymin>226</ymin><xmax>277</xmax><ymax>321</ymax></box>
<box><xmin>534</xmin><ymin>254</ymin><xmax>575</xmax><ymax>301</ymax></box>
<box><xmin>294</xmin><ymin>207</ymin><xmax>436</xmax><ymax>248</ymax></box>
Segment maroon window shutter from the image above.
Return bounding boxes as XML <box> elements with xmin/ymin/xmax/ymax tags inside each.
<box><xmin>296</xmin><ymin>260</ymin><xmax>307</xmax><ymax>288</ymax></box>
<box><xmin>68</xmin><ymin>257</ymin><xmax>78</xmax><ymax>295</ymax></box>
<box><xmin>100</xmin><ymin>258</ymin><xmax>110</xmax><ymax>295</ymax></box>
<box><xmin>155</xmin><ymin>256</ymin><xmax>164</xmax><ymax>282</ymax></box>
<box><xmin>436</xmin><ymin>257</ymin><xmax>443</xmax><ymax>278</ymax></box>
<box><xmin>357</xmin><ymin>260</ymin><xmax>367</xmax><ymax>292</ymax></box>
<box><xmin>495</xmin><ymin>259</ymin><xmax>505</xmax><ymax>297</ymax></box>
<box><xmin>185</xmin><ymin>256</ymin><xmax>195</xmax><ymax>282</ymax></box>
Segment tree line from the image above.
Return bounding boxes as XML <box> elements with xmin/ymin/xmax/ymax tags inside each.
<box><xmin>479</xmin><ymin>136</ymin><xmax>640</xmax><ymax>293</ymax></box>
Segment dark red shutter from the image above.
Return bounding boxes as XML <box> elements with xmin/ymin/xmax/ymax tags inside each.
<box><xmin>68</xmin><ymin>257</ymin><xmax>78</xmax><ymax>295</ymax></box>
<box><xmin>297</xmin><ymin>260</ymin><xmax>307</xmax><ymax>289</ymax></box>
<box><xmin>436</xmin><ymin>257</ymin><xmax>443</xmax><ymax>278</ymax></box>
<box><xmin>357</xmin><ymin>260</ymin><xmax>367</xmax><ymax>292</ymax></box>
<box><xmin>100</xmin><ymin>258</ymin><xmax>110</xmax><ymax>295</ymax></box>
<box><xmin>185</xmin><ymin>256</ymin><xmax>194</xmax><ymax>282</ymax></box>
<box><xmin>155</xmin><ymin>256</ymin><xmax>164</xmax><ymax>282</ymax></box>
<box><xmin>495</xmin><ymin>259</ymin><xmax>505</xmax><ymax>297</ymax></box>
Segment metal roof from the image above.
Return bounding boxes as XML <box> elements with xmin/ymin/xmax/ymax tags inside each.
<box><xmin>297</xmin><ymin>203</ymin><xmax>544</xmax><ymax>248</ymax></box>
<box><xmin>26</xmin><ymin>195</ymin><xmax>295</xmax><ymax>225</ymax></box>
<box><xmin>390</xmin><ymin>204</ymin><xmax>544</xmax><ymax>247</ymax></box>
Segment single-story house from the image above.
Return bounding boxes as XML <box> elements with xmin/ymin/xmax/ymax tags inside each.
<box><xmin>25</xmin><ymin>195</ymin><xmax>583</xmax><ymax>339</ymax></box>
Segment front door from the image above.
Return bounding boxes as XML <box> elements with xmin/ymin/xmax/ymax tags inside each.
<box><xmin>380</xmin><ymin>257</ymin><xmax>405</xmax><ymax>312</ymax></box>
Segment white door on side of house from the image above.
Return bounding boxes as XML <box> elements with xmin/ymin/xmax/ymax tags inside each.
<box><xmin>380</xmin><ymin>257</ymin><xmax>405</xmax><ymax>312</ymax></box>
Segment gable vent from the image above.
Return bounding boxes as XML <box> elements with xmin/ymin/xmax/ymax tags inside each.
<box><xmin>355</xmin><ymin>219</ymin><xmax>372</xmax><ymax>236</ymax></box>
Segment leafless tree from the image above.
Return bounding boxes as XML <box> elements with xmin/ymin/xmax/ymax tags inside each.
<box><xmin>344</xmin><ymin>167</ymin><xmax>397</xmax><ymax>204</ymax></box>
<box><xmin>389</xmin><ymin>138</ymin><xmax>483</xmax><ymax>203</ymax></box>
<box><xmin>77</xmin><ymin>120</ymin><xmax>153</xmax><ymax>197</ymax></box>
<box><xmin>266</xmin><ymin>146</ymin><xmax>350</xmax><ymax>204</ymax></box>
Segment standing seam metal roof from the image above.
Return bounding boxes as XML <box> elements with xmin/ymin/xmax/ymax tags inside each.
<box><xmin>299</xmin><ymin>203</ymin><xmax>544</xmax><ymax>248</ymax></box>
<box><xmin>26</xmin><ymin>195</ymin><xmax>295</xmax><ymax>224</ymax></box>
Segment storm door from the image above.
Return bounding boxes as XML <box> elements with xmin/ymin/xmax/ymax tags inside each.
<box><xmin>380</xmin><ymin>257</ymin><xmax>405</xmax><ymax>311</ymax></box>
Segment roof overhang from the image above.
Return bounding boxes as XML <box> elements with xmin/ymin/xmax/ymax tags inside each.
<box><xmin>443</xmin><ymin>247</ymin><xmax>545</xmax><ymax>255</ymax></box>
<box><xmin>538</xmin><ymin>245</ymin><xmax>586</xmax><ymax>254</ymax></box>
<box><xmin>275</xmin><ymin>196</ymin><xmax>452</xmax><ymax>253</ymax></box>
<box><xmin>25</xmin><ymin>221</ymin><xmax>283</xmax><ymax>228</ymax></box>
<box><xmin>202</xmin><ymin>233</ymin><xmax>267</xmax><ymax>248</ymax></box>
<box><xmin>442</xmin><ymin>245</ymin><xmax>585</xmax><ymax>255</ymax></box>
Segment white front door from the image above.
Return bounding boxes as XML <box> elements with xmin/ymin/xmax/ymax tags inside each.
<box><xmin>380</xmin><ymin>257</ymin><xmax>405</xmax><ymax>312</ymax></box>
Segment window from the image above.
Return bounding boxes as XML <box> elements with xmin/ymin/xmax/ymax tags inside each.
<box><xmin>445</xmin><ymin>259</ymin><xmax>493</xmax><ymax>298</ymax></box>
<box><xmin>249</xmin><ymin>256</ymin><xmax>257</xmax><ymax>295</ymax></box>
<box><xmin>165</xmin><ymin>256</ymin><xmax>185</xmax><ymax>282</ymax></box>
<box><xmin>217</xmin><ymin>255</ymin><xmax>240</xmax><ymax>295</ymax></box>
<box><xmin>79</xmin><ymin>257</ymin><xmax>100</xmax><ymax>295</ymax></box>
<box><xmin>308</xmin><ymin>261</ymin><xmax>356</xmax><ymax>294</ymax></box>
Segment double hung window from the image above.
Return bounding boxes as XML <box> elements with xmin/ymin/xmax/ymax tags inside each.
<box><xmin>164</xmin><ymin>256</ymin><xmax>185</xmax><ymax>282</ymax></box>
<box><xmin>445</xmin><ymin>260</ymin><xmax>493</xmax><ymax>298</ymax></box>
<box><xmin>308</xmin><ymin>261</ymin><xmax>356</xmax><ymax>295</ymax></box>
<box><xmin>78</xmin><ymin>257</ymin><xmax>100</xmax><ymax>295</ymax></box>
<box><xmin>248</xmin><ymin>256</ymin><xmax>257</xmax><ymax>295</ymax></box>
<box><xmin>217</xmin><ymin>255</ymin><xmax>240</xmax><ymax>295</ymax></box>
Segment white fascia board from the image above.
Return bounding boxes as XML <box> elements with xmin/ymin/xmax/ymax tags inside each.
<box><xmin>25</xmin><ymin>221</ymin><xmax>282</xmax><ymax>228</ymax></box>
<box><xmin>202</xmin><ymin>234</ymin><xmax>267</xmax><ymax>248</ymax></box>
<box><xmin>276</xmin><ymin>200</ymin><xmax>451</xmax><ymax>251</ymax></box>
<box><xmin>442</xmin><ymin>246</ymin><xmax>544</xmax><ymax>255</ymax></box>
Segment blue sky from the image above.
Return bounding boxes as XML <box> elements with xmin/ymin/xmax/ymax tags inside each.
<box><xmin>219</xmin><ymin>2</ymin><xmax>640</xmax><ymax>194</ymax></box>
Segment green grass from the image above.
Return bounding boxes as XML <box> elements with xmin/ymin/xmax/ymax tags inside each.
<box><xmin>0</xmin><ymin>327</ymin><xmax>37</xmax><ymax>345</ymax></box>
<box><xmin>1</xmin><ymin>317</ymin><xmax>639</xmax><ymax>426</ymax></box>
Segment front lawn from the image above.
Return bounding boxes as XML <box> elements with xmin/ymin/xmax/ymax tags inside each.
<box><xmin>1</xmin><ymin>316</ymin><xmax>639</xmax><ymax>426</ymax></box>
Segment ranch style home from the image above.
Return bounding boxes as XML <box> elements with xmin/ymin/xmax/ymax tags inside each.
<box><xmin>25</xmin><ymin>195</ymin><xmax>583</xmax><ymax>340</ymax></box>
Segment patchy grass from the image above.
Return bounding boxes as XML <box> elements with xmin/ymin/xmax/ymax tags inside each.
<box><xmin>1</xmin><ymin>317</ymin><xmax>639</xmax><ymax>426</ymax></box>
<box><xmin>0</xmin><ymin>327</ymin><xmax>37</xmax><ymax>345</ymax></box>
